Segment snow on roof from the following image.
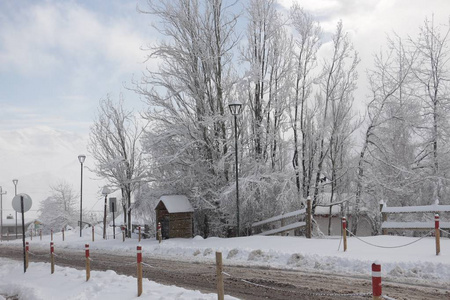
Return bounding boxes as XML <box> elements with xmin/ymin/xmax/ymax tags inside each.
<box><xmin>382</xmin><ymin>204</ymin><xmax>450</xmax><ymax>213</ymax></box>
<box><xmin>157</xmin><ymin>195</ymin><xmax>194</xmax><ymax>213</ymax></box>
<box><xmin>1</xmin><ymin>218</ymin><xmax>36</xmax><ymax>226</ymax></box>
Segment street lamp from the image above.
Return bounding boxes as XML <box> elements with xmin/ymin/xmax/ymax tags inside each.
<box><xmin>0</xmin><ymin>187</ymin><xmax>6</xmax><ymax>242</ymax></box>
<box><xmin>101</xmin><ymin>186</ymin><xmax>110</xmax><ymax>240</ymax></box>
<box><xmin>78</xmin><ymin>154</ymin><xmax>86</xmax><ymax>237</ymax></box>
<box><xmin>228</xmin><ymin>101</ymin><xmax>242</xmax><ymax>237</ymax></box>
<box><xmin>12</xmin><ymin>179</ymin><xmax>18</xmax><ymax>238</ymax></box>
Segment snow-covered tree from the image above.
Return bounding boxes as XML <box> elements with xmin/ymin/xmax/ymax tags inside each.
<box><xmin>38</xmin><ymin>181</ymin><xmax>78</xmax><ymax>232</ymax></box>
<box><xmin>137</xmin><ymin>0</ymin><xmax>239</xmax><ymax>236</ymax></box>
<box><xmin>88</xmin><ymin>95</ymin><xmax>147</xmax><ymax>238</ymax></box>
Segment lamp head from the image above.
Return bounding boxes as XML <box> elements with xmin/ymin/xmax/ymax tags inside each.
<box><xmin>78</xmin><ymin>154</ymin><xmax>86</xmax><ymax>164</ymax></box>
<box><xmin>102</xmin><ymin>186</ymin><xmax>110</xmax><ymax>196</ymax></box>
<box><xmin>12</xmin><ymin>179</ymin><xmax>18</xmax><ymax>186</ymax></box>
<box><xmin>228</xmin><ymin>102</ymin><xmax>242</xmax><ymax>116</ymax></box>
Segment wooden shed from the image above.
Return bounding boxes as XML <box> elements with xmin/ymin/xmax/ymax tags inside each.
<box><xmin>154</xmin><ymin>195</ymin><xmax>194</xmax><ymax>239</ymax></box>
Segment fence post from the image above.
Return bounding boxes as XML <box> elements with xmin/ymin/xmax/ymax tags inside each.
<box><xmin>85</xmin><ymin>244</ymin><xmax>90</xmax><ymax>281</ymax></box>
<box><xmin>51</xmin><ymin>229</ymin><xmax>53</xmax><ymax>241</ymax></box>
<box><xmin>137</xmin><ymin>246</ymin><xmax>143</xmax><ymax>297</ymax></box>
<box><xmin>62</xmin><ymin>228</ymin><xmax>65</xmax><ymax>241</ymax></box>
<box><xmin>25</xmin><ymin>241</ymin><xmax>29</xmax><ymax>270</ymax></box>
<box><xmin>306</xmin><ymin>197</ymin><xmax>312</xmax><ymax>239</ymax></box>
<box><xmin>435</xmin><ymin>214</ymin><xmax>440</xmax><ymax>256</ymax></box>
<box><xmin>372</xmin><ymin>263</ymin><xmax>382</xmax><ymax>300</ymax></box>
<box><xmin>342</xmin><ymin>217</ymin><xmax>347</xmax><ymax>252</ymax></box>
<box><xmin>92</xmin><ymin>226</ymin><xmax>95</xmax><ymax>242</ymax></box>
<box><xmin>40</xmin><ymin>229</ymin><xmax>42</xmax><ymax>241</ymax></box>
<box><xmin>157</xmin><ymin>222</ymin><xmax>162</xmax><ymax>243</ymax></box>
<box><xmin>215</xmin><ymin>252</ymin><xmax>224</xmax><ymax>300</ymax></box>
<box><xmin>50</xmin><ymin>242</ymin><xmax>54</xmax><ymax>274</ymax></box>
<box><xmin>30</xmin><ymin>229</ymin><xmax>32</xmax><ymax>241</ymax></box>
<box><xmin>122</xmin><ymin>228</ymin><xmax>125</xmax><ymax>242</ymax></box>
<box><xmin>139</xmin><ymin>226</ymin><xmax>141</xmax><ymax>242</ymax></box>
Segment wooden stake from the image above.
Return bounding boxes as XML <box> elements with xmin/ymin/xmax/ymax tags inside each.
<box><xmin>50</xmin><ymin>242</ymin><xmax>54</xmax><ymax>274</ymax></box>
<box><xmin>62</xmin><ymin>228</ymin><xmax>65</xmax><ymax>241</ymax></box>
<box><xmin>215</xmin><ymin>252</ymin><xmax>224</xmax><ymax>300</ymax></box>
<box><xmin>40</xmin><ymin>229</ymin><xmax>42</xmax><ymax>241</ymax></box>
<box><xmin>85</xmin><ymin>244</ymin><xmax>90</xmax><ymax>281</ymax></box>
<box><xmin>51</xmin><ymin>229</ymin><xmax>53</xmax><ymax>241</ymax></box>
<box><xmin>30</xmin><ymin>229</ymin><xmax>32</xmax><ymax>241</ymax></box>
<box><xmin>342</xmin><ymin>217</ymin><xmax>347</xmax><ymax>252</ymax></box>
<box><xmin>372</xmin><ymin>263</ymin><xmax>382</xmax><ymax>300</ymax></box>
<box><xmin>137</xmin><ymin>246</ymin><xmax>143</xmax><ymax>297</ymax></box>
<box><xmin>435</xmin><ymin>214</ymin><xmax>440</xmax><ymax>256</ymax></box>
<box><xmin>92</xmin><ymin>226</ymin><xmax>95</xmax><ymax>242</ymax></box>
<box><xmin>122</xmin><ymin>230</ymin><xmax>125</xmax><ymax>242</ymax></box>
<box><xmin>157</xmin><ymin>222</ymin><xmax>162</xmax><ymax>243</ymax></box>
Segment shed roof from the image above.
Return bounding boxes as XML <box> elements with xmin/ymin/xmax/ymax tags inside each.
<box><xmin>156</xmin><ymin>195</ymin><xmax>194</xmax><ymax>213</ymax></box>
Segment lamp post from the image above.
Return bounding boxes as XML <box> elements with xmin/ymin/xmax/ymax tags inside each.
<box><xmin>0</xmin><ymin>187</ymin><xmax>6</xmax><ymax>242</ymax></box>
<box><xmin>78</xmin><ymin>155</ymin><xmax>86</xmax><ymax>237</ymax></box>
<box><xmin>228</xmin><ymin>101</ymin><xmax>242</xmax><ymax>237</ymax></box>
<box><xmin>101</xmin><ymin>186</ymin><xmax>110</xmax><ymax>240</ymax></box>
<box><xmin>12</xmin><ymin>179</ymin><xmax>18</xmax><ymax>238</ymax></box>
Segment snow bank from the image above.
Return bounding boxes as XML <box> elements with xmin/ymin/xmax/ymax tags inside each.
<box><xmin>0</xmin><ymin>258</ymin><xmax>237</xmax><ymax>300</ymax></box>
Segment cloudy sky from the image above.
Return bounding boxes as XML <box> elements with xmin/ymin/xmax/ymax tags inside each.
<box><xmin>0</xmin><ymin>0</ymin><xmax>449</xmax><ymax>219</ymax></box>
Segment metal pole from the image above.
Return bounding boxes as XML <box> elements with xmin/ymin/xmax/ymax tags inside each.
<box><xmin>14</xmin><ymin>184</ymin><xmax>17</xmax><ymax>239</ymax></box>
<box><xmin>103</xmin><ymin>194</ymin><xmax>107</xmax><ymax>239</ymax></box>
<box><xmin>21</xmin><ymin>196</ymin><xmax>26</xmax><ymax>273</ymax></box>
<box><xmin>234</xmin><ymin>114</ymin><xmax>240</xmax><ymax>237</ymax></box>
<box><xmin>112</xmin><ymin>202</ymin><xmax>116</xmax><ymax>239</ymax></box>
<box><xmin>0</xmin><ymin>187</ymin><xmax>4</xmax><ymax>242</ymax></box>
<box><xmin>80</xmin><ymin>161</ymin><xmax>84</xmax><ymax>237</ymax></box>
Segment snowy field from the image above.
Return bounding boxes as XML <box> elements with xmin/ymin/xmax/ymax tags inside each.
<box><xmin>1</xmin><ymin>227</ymin><xmax>449</xmax><ymax>299</ymax></box>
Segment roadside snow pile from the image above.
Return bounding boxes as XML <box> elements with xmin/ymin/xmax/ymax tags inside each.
<box><xmin>5</xmin><ymin>228</ymin><xmax>450</xmax><ymax>287</ymax></box>
<box><xmin>0</xmin><ymin>258</ymin><xmax>237</xmax><ymax>300</ymax></box>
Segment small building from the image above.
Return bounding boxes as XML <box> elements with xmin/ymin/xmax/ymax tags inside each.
<box><xmin>1</xmin><ymin>214</ymin><xmax>38</xmax><ymax>241</ymax></box>
<box><xmin>154</xmin><ymin>195</ymin><xmax>194</xmax><ymax>239</ymax></box>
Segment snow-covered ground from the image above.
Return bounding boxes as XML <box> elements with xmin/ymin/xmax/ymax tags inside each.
<box><xmin>1</xmin><ymin>227</ymin><xmax>449</xmax><ymax>299</ymax></box>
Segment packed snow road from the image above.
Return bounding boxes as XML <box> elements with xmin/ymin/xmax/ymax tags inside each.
<box><xmin>0</xmin><ymin>245</ymin><xmax>447</xmax><ymax>300</ymax></box>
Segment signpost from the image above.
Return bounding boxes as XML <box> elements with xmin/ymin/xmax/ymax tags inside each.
<box><xmin>109</xmin><ymin>197</ymin><xmax>117</xmax><ymax>239</ymax></box>
<box><xmin>12</xmin><ymin>193</ymin><xmax>32</xmax><ymax>273</ymax></box>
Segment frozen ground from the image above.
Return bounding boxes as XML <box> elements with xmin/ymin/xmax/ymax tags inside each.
<box><xmin>1</xmin><ymin>227</ymin><xmax>449</xmax><ymax>299</ymax></box>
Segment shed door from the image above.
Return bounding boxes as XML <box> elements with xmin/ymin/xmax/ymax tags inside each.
<box><xmin>162</xmin><ymin>216</ymin><xmax>170</xmax><ymax>239</ymax></box>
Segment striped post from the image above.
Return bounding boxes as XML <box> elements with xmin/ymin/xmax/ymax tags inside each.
<box><xmin>40</xmin><ymin>229</ymin><xmax>42</xmax><ymax>241</ymax></box>
<box><xmin>30</xmin><ymin>229</ymin><xmax>32</xmax><ymax>241</ymax></box>
<box><xmin>62</xmin><ymin>228</ymin><xmax>65</xmax><ymax>241</ymax></box>
<box><xmin>137</xmin><ymin>246</ymin><xmax>143</xmax><ymax>297</ymax></box>
<box><xmin>342</xmin><ymin>217</ymin><xmax>347</xmax><ymax>252</ymax></box>
<box><xmin>25</xmin><ymin>241</ymin><xmax>29</xmax><ymax>270</ymax></box>
<box><xmin>92</xmin><ymin>226</ymin><xmax>95</xmax><ymax>242</ymax></box>
<box><xmin>435</xmin><ymin>214</ymin><xmax>440</xmax><ymax>256</ymax></box>
<box><xmin>50</xmin><ymin>242</ymin><xmax>55</xmax><ymax>274</ymax></box>
<box><xmin>139</xmin><ymin>226</ymin><xmax>141</xmax><ymax>242</ymax></box>
<box><xmin>85</xmin><ymin>244</ymin><xmax>90</xmax><ymax>281</ymax></box>
<box><xmin>372</xmin><ymin>263</ymin><xmax>382</xmax><ymax>300</ymax></box>
<box><xmin>157</xmin><ymin>222</ymin><xmax>162</xmax><ymax>244</ymax></box>
<box><xmin>51</xmin><ymin>229</ymin><xmax>53</xmax><ymax>241</ymax></box>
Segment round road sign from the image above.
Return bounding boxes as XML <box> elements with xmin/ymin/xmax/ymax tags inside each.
<box><xmin>12</xmin><ymin>193</ymin><xmax>33</xmax><ymax>213</ymax></box>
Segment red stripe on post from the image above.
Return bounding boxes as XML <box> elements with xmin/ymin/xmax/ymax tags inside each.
<box><xmin>435</xmin><ymin>214</ymin><xmax>440</xmax><ymax>229</ymax></box>
<box><xmin>85</xmin><ymin>244</ymin><xmax>90</xmax><ymax>258</ymax></box>
<box><xmin>50</xmin><ymin>242</ymin><xmax>54</xmax><ymax>253</ymax></box>
<box><xmin>137</xmin><ymin>246</ymin><xmax>142</xmax><ymax>264</ymax></box>
<box><xmin>372</xmin><ymin>263</ymin><xmax>382</xmax><ymax>297</ymax></box>
<box><xmin>26</xmin><ymin>242</ymin><xmax>29</xmax><ymax>252</ymax></box>
<box><xmin>342</xmin><ymin>217</ymin><xmax>347</xmax><ymax>230</ymax></box>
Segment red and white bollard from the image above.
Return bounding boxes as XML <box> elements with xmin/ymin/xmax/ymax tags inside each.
<box><xmin>25</xmin><ymin>241</ymin><xmax>29</xmax><ymax>270</ymax></box>
<box><xmin>372</xmin><ymin>263</ymin><xmax>382</xmax><ymax>300</ymax></box>
<box><xmin>85</xmin><ymin>244</ymin><xmax>90</xmax><ymax>281</ymax></box>
<box><xmin>435</xmin><ymin>213</ymin><xmax>440</xmax><ymax>255</ymax></box>
<box><xmin>157</xmin><ymin>222</ymin><xmax>162</xmax><ymax>244</ymax></box>
<box><xmin>342</xmin><ymin>217</ymin><xmax>347</xmax><ymax>252</ymax></box>
<box><xmin>137</xmin><ymin>245</ymin><xmax>143</xmax><ymax>296</ymax></box>
<box><xmin>50</xmin><ymin>242</ymin><xmax>55</xmax><ymax>274</ymax></box>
